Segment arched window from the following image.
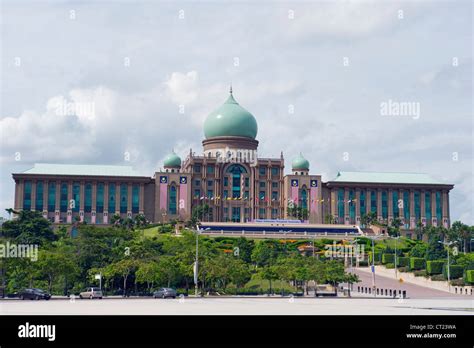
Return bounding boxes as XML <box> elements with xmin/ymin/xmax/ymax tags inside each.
<box><xmin>301</xmin><ymin>187</ymin><xmax>308</xmax><ymax>210</ymax></box>
<box><xmin>169</xmin><ymin>185</ymin><xmax>177</xmax><ymax>214</ymax></box>
<box><xmin>226</xmin><ymin>164</ymin><xmax>247</xmax><ymax>198</ymax></box>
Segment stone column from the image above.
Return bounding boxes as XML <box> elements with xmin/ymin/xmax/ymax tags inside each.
<box><xmin>388</xmin><ymin>189</ymin><xmax>393</xmax><ymax>224</ymax></box>
<box><xmin>409</xmin><ymin>190</ymin><xmax>415</xmax><ymax>229</ymax></box>
<box><xmin>91</xmin><ymin>182</ymin><xmax>97</xmax><ymax>224</ymax></box>
<box><xmin>431</xmin><ymin>191</ymin><xmax>437</xmax><ymax>226</ymax></box>
<box><xmin>420</xmin><ymin>190</ymin><xmax>426</xmax><ymax>226</ymax></box>
<box><xmin>104</xmin><ymin>182</ymin><xmax>109</xmax><ymax>224</ymax></box>
<box><xmin>127</xmin><ymin>184</ymin><xmax>132</xmax><ymax>218</ymax></box>
<box><xmin>442</xmin><ymin>191</ymin><xmax>449</xmax><ymax>228</ymax></box>
<box><xmin>17</xmin><ymin>180</ymin><xmax>24</xmax><ymax>210</ymax></box>
<box><xmin>355</xmin><ymin>188</ymin><xmax>361</xmax><ymax>225</ymax></box>
<box><xmin>139</xmin><ymin>183</ymin><xmax>145</xmax><ymax>215</ymax></box>
<box><xmin>344</xmin><ymin>188</ymin><xmax>349</xmax><ymax>225</ymax></box>
<box><xmin>30</xmin><ymin>180</ymin><xmax>36</xmax><ymax>211</ymax></box>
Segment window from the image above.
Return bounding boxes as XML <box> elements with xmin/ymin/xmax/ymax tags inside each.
<box><xmin>194</xmin><ymin>164</ymin><xmax>201</xmax><ymax>173</ymax></box>
<box><xmin>96</xmin><ymin>183</ymin><xmax>104</xmax><ymax>213</ymax></box>
<box><xmin>271</xmin><ymin>167</ymin><xmax>279</xmax><ymax>176</ymax></box>
<box><xmin>84</xmin><ymin>183</ymin><xmax>92</xmax><ymax>213</ymax></box>
<box><xmin>36</xmin><ymin>181</ymin><xmax>44</xmax><ymax>211</ymax></box>
<box><xmin>370</xmin><ymin>191</ymin><xmax>377</xmax><ymax>214</ymax></box>
<box><xmin>259</xmin><ymin>182</ymin><xmax>266</xmax><ymax>188</ymax></box>
<box><xmin>259</xmin><ymin>167</ymin><xmax>266</xmax><ymax>176</ymax></box>
<box><xmin>338</xmin><ymin>189</ymin><xmax>344</xmax><ymax>221</ymax></box>
<box><xmin>259</xmin><ymin>191</ymin><xmax>266</xmax><ymax>200</ymax></box>
<box><xmin>120</xmin><ymin>184</ymin><xmax>128</xmax><ymax>213</ymax></box>
<box><xmin>207</xmin><ymin>190</ymin><xmax>213</xmax><ymax>198</ymax></box>
<box><xmin>207</xmin><ymin>180</ymin><xmax>213</xmax><ymax>187</ymax></box>
<box><xmin>223</xmin><ymin>190</ymin><xmax>228</xmax><ymax>198</ymax></box>
<box><xmin>194</xmin><ymin>180</ymin><xmax>200</xmax><ymax>186</ymax></box>
<box><xmin>414</xmin><ymin>190</ymin><xmax>420</xmax><ymax>223</ymax></box>
<box><xmin>48</xmin><ymin>182</ymin><xmax>56</xmax><ymax>212</ymax></box>
<box><xmin>403</xmin><ymin>191</ymin><xmax>410</xmax><ymax>224</ymax></box>
<box><xmin>436</xmin><ymin>192</ymin><xmax>442</xmax><ymax>223</ymax></box>
<box><xmin>23</xmin><ymin>181</ymin><xmax>32</xmax><ymax>210</ymax></box>
<box><xmin>425</xmin><ymin>192</ymin><xmax>431</xmax><ymax>222</ymax></box>
<box><xmin>132</xmin><ymin>185</ymin><xmax>139</xmax><ymax>214</ymax></box>
<box><xmin>226</xmin><ymin>164</ymin><xmax>247</xmax><ymax>198</ymax></box>
<box><xmin>169</xmin><ymin>186</ymin><xmax>177</xmax><ymax>214</ymax></box>
<box><xmin>244</xmin><ymin>191</ymin><xmax>249</xmax><ymax>199</ymax></box>
<box><xmin>60</xmin><ymin>183</ymin><xmax>68</xmax><ymax>212</ymax></box>
<box><xmin>301</xmin><ymin>189</ymin><xmax>308</xmax><ymax>210</ymax></box>
<box><xmin>272</xmin><ymin>191</ymin><xmax>278</xmax><ymax>200</ymax></box>
<box><xmin>109</xmin><ymin>184</ymin><xmax>116</xmax><ymax>214</ymax></box>
<box><xmin>381</xmin><ymin>190</ymin><xmax>388</xmax><ymax>219</ymax></box>
<box><xmin>259</xmin><ymin>208</ymin><xmax>265</xmax><ymax>218</ymax></box>
<box><xmin>72</xmin><ymin>182</ymin><xmax>80</xmax><ymax>212</ymax></box>
<box><xmin>194</xmin><ymin>189</ymin><xmax>200</xmax><ymax>198</ymax></box>
<box><xmin>245</xmin><ymin>178</ymin><xmax>249</xmax><ymax>187</ymax></box>
<box><xmin>272</xmin><ymin>182</ymin><xmax>278</xmax><ymax>188</ymax></box>
<box><xmin>224</xmin><ymin>177</ymin><xmax>228</xmax><ymax>186</ymax></box>
<box><xmin>207</xmin><ymin>165</ymin><xmax>214</xmax><ymax>174</ymax></box>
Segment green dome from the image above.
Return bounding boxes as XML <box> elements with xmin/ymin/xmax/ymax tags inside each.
<box><xmin>292</xmin><ymin>153</ymin><xmax>310</xmax><ymax>170</ymax></box>
<box><xmin>163</xmin><ymin>151</ymin><xmax>181</xmax><ymax>167</ymax></box>
<box><xmin>203</xmin><ymin>90</ymin><xmax>258</xmax><ymax>139</ymax></box>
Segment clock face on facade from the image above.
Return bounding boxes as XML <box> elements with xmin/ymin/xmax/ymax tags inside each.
<box><xmin>160</xmin><ymin>176</ymin><xmax>168</xmax><ymax>184</ymax></box>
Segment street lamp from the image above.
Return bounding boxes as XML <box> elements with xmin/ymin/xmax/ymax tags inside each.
<box><xmin>367</xmin><ymin>235</ymin><xmax>383</xmax><ymax>296</ymax></box>
<box><xmin>194</xmin><ymin>225</ymin><xmax>210</xmax><ymax>297</ymax></box>
<box><xmin>438</xmin><ymin>240</ymin><xmax>457</xmax><ymax>290</ymax></box>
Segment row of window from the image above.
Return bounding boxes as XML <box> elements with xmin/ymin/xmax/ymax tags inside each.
<box><xmin>193</xmin><ymin>164</ymin><xmax>280</xmax><ymax>177</ymax></box>
<box><xmin>336</xmin><ymin>189</ymin><xmax>443</xmax><ymax>224</ymax></box>
<box><xmin>22</xmin><ymin>181</ymin><xmax>140</xmax><ymax>214</ymax></box>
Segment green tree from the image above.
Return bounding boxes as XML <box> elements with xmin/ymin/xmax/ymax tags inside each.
<box><xmin>1</xmin><ymin>210</ymin><xmax>56</xmax><ymax>245</ymax></box>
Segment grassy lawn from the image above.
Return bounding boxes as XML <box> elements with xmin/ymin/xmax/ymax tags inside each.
<box><xmin>242</xmin><ymin>275</ymin><xmax>296</xmax><ymax>292</ymax></box>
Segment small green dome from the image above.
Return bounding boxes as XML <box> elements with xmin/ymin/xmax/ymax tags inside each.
<box><xmin>164</xmin><ymin>151</ymin><xmax>181</xmax><ymax>167</ymax></box>
<box><xmin>203</xmin><ymin>89</ymin><xmax>258</xmax><ymax>139</ymax></box>
<box><xmin>292</xmin><ymin>153</ymin><xmax>310</xmax><ymax>170</ymax></box>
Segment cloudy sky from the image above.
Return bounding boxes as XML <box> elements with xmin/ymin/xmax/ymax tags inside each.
<box><xmin>0</xmin><ymin>0</ymin><xmax>472</xmax><ymax>223</ymax></box>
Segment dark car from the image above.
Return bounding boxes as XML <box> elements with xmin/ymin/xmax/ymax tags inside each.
<box><xmin>153</xmin><ymin>288</ymin><xmax>177</xmax><ymax>299</ymax></box>
<box><xmin>19</xmin><ymin>288</ymin><xmax>51</xmax><ymax>300</ymax></box>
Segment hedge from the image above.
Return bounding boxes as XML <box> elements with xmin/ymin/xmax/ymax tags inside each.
<box><xmin>426</xmin><ymin>260</ymin><xmax>445</xmax><ymax>275</ymax></box>
<box><xmin>382</xmin><ymin>254</ymin><xmax>394</xmax><ymax>264</ymax></box>
<box><xmin>464</xmin><ymin>270</ymin><xmax>474</xmax><ymax>284</ymax></box>
<box><xmin>369</xmin><ymin>252</ymin><xmax>382</xmax><ymax>264</ymax></box>
<box><xmin>442</xmin><ymin>265</ymin><xmax>464</xmax><ymax>280</ymax></box>
<box><xmin>410</xmin><ymin>257</ymin><xmax>426</xmax><ymax>270</ymax></box>
<box><xmin>385</xmin><ymin>263</ymin><xmax>395</xmax><ymax>269</ymax></box>
<box><xmin>396</xmin><ymin>257</ymin><xmax>410</xmax><ymax>267</ymax></box>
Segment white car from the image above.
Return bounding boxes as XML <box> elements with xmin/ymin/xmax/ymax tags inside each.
<box><xmin>79</xmin><ymin>287</ymin><xmax>103</xmax><ymax>299</ymax></box>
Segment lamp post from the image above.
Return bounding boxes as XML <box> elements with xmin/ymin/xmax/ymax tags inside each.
<box><xmin>368</xmin><ymin>235</ymin><xmax>382</xmax><ymax>296</ymax></box>
<box><xmin>389</xmin><ymin>235</ymin><xmax>400</xmax><ymax>280</ymax></box>
<box><xmin>438</xmin><ymin>240</ymin><xmax>457</xmax><ymax>290</ymax></box>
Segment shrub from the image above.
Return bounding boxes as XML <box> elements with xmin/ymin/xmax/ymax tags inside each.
<box><xmin>396</xmin><ymin>257</ymin><xmax>410</xmax><ymax>267</ymax></box>
<box><xmin>450</xmin><ymin>279</ymin><xmax>466</xmax><ymax>286</ymax></box>
<box><xmin>426</xmin><ymin>260</ymin><xmax>445</xmax><ymax>275</ymax></box>
<box><xmin>398</xmin><ymin>267</ymin><xmax>409</xmax><ymax>273</ymax></box>
<box><xmin>410</xmin><ymin>257</ymin><xmax>426</xmax><ymax>270</ymax></box>
<box><xmin>385</xmin><ymin>263</ymin><xmax>395</xmax><ymax>269</ymax></box>
<box><xmin>358</xmin><ymin>260</ymin><xmax>369</xmax><ymax>267</ymax></box>
<box><xmin>431</xmin><ymin>274</ymin><xmax>445</xmax><ymax>281</ymax></box>
<box><xmin>413</xmin><ymin>270</ymin><xmax>426</xmax><ymax>277</ymax></box>
<box><xmin>442</xmin><ymin>265</ymin><xmax>464</xmax><ymax>280</ymax></box>
<box><xmin>382</xmin><ymin>254</ymin><xmax>394</xmax><ymax>264</ymax></box>
<box><xmin>464</xmin><ymin>270</ymin><xmax>474</xmax><ymax>284</ymax></box>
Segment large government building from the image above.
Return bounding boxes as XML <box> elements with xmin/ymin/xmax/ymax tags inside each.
<box><xmin>12</xmin><ymin>88</ymin><xmax>454</xmax><ymax>234</ymax></box>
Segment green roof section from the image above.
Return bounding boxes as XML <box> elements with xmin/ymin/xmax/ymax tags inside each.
<box><xmin>163</xmin><ymin>151</ymin><xmax>181</xmax><ymax>167</ymax></box>
<box><xmin>22</xmin><ymin>163</ymin><xmax>145</xmax><ymax>177</ymax></box>
<box><xmin>203</xmin><ymin>88</ymin><xmax>258</xmax><ymax>139</ymax></box>
<box><xmin>330</xmin><ymin>171</ymin><xmax>445</xmax><ymax>185</ymax></box>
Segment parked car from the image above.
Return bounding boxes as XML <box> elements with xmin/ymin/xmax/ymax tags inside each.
<box><xmin>79</xmin><ymin>287</ymin><xmax>103</xmax><ymax>299</ymax></box>
<box><xmin>19</xmin><ymin>288</ymin><xmax>51</xmax><ymax>300</ymax></box>
<box><xmin>153</xmin><ymin>288</ymin><xmax>177</xmax><ymax>299</ymax></box>
<box><xmin>315</xmin><ymin>284</ymin><xmax>338</xmax><ymax>297</ymax></box>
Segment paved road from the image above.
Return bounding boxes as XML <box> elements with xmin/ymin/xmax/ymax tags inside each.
<box><xmin>351</xmin><ymin>268</ymin><xmax>463</xmax><ymax>298</ymax></box>
<box><xmin>0</xmin><ymin>297</ymin><xmax>472</xmax><ymax>315</ymax></box>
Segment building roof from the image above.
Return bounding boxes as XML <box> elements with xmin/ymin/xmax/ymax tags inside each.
<box><xmin>20</xmin><ymin>163</ymin><xmax>145</xmax><ymax>177</ymax></box>
<box><xmin>203</xmin><ymin>88</ymin><xmax>258</xmax><ymax>139</ymax></box>
<box><xmin>330</xmin><ymin>171</ymin><xmax>445</xmax><ymax>185</ymax></box>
